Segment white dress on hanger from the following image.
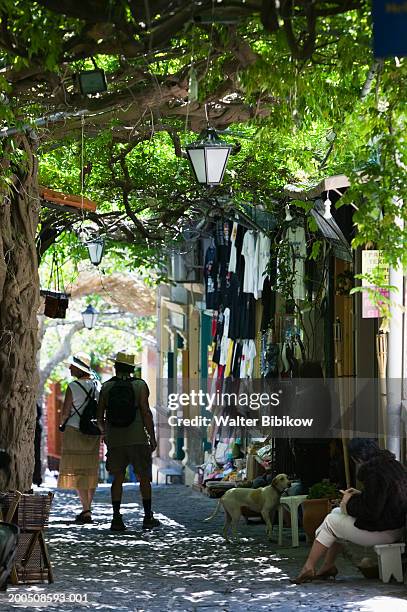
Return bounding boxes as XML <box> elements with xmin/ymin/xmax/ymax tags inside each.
<box><xmin>228</xmin><ymin>222</ymin><xmax>239</xmax><ymax>273</ymax></box>
<box><xmin>254</xmin><ymin>232</ymin><xmax>271</xmax><ymax>299</ymax></box>
<box><xmin>241</xmin><ymin>230</ymin><xmax>257</xmax><ymax>295</ymax></box>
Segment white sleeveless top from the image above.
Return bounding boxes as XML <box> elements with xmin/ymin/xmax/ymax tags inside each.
<box><xmin>68</xmin><ymin>379</ymin><xmax>100</xmax><ymax>429</ymax></box>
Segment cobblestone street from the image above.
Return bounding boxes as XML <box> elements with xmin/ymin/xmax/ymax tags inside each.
<box><xmin>2</xmin><ymin>484</ymin><xmax>407</xmax><ymax>611</ymax></box>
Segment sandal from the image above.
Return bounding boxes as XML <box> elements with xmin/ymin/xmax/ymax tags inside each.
<box><xmin>289</xmin><ymin>568</ymin><xmax>316</xmax><ymax>584</ymax></box>
<box><xmin>316</xmin><ymin>566</ymin><xmax>338</xmax><ymax>580</ymax></box>
<box><xmin>75</xmin><ymin>510</ymin><xmax>92</xmax><ymax>524</ymax></box>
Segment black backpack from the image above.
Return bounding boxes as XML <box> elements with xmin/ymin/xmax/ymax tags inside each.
<box><xmin>74</xmin><ymin>381</ymin><xmax>100</xmax><ymax>436</ymax></box>
<box><xmin>106</xmin><ymin>377</ymin><xmax>136</xmax><ymax>427</ymax></box>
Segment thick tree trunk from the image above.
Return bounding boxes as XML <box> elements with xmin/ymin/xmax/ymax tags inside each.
<box><xmin>0</xmin><ymin>135</ymin><xmax>40</xmax><ymax>491</ymax></box>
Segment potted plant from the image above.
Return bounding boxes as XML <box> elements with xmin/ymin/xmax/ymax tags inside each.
<box><xmin>302</xmin><ymin>481</ymin><xmax>339</xmax><ymax>541</ymax></box>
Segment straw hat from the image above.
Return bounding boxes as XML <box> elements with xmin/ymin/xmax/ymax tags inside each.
<box><xmin>66</xmin><ymin>352</ymin><xmax>92</xmax><ymax>374</ymax></box>
<box><xmin>111</xmin><ymin>351</ymin><xmax>136</xmax><ymax>367</ymax></box>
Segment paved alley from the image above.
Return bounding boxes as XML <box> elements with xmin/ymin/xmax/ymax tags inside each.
<box><xmin>2</xmin><ymin>484</ymin><xmax>407</xmax><ymax>611</ymax></box>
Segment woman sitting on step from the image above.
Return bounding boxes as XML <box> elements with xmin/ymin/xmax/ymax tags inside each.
<box><xmin>291</xmin><ymin>438</ymin><xmax>407</xmax><ymax>584</ymax></box>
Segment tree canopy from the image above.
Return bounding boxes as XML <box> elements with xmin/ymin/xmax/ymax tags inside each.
<box><xmin>1</xmin><ymin>0</ymin><xmax>406</xmax><ymax>492</ymax></box>
<box><xmin>0</xmin><ymin>0</ymin><xmax>405</xmax><ymax>272</ymax></box>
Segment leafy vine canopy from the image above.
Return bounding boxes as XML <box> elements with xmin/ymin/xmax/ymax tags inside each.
<box><xmin>0</xmin><ymin>0</ymin><xmax>405</xmax><ymax>273</ymax></box>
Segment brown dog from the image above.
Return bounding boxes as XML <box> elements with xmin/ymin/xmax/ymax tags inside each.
<box><xmin>205</xmin><ymin>473</ymin><xmax>291</xmax><ymax>541</ymax></box>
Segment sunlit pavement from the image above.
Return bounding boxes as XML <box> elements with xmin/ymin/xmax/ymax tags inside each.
<box><xmin>2</xmin><ymin>484</ymin><xmax>407</xmax><ymax>611</ymax></box>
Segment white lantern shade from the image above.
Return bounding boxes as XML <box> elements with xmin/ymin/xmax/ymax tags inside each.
<box><xmin>187</xmin><ymin>148</ymin><xmax>206</xmax><ymax>183</ymax></box>
<box><xmin>206</xmin><ymin>147</ymin><xmax>232</xmax><ymax>184</ymax></box>
<box><xmin>82</xmin><ymin>304</ymin><xmax>99</xmax><ymax>330</ymax></box>
<box><xmin>86</xmin><ymin>238</ymin><xmax>104</xmax><ymax>266</ymax></box>
<box><xmin>186</xmin><ymin>128</ymin><xmax>232</xmax><ymax>186</ymax></box>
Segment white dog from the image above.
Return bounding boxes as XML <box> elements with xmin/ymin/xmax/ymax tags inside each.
<box><xmin>205</xmin><ymin>473</ymin><xmax>291</xmax><ymax>541</ymax></box>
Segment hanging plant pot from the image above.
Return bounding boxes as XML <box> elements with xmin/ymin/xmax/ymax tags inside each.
<box><xmin>40</xmin><ymin>290</ymin><xmax>71</xmax><ymax>319</ymax></box>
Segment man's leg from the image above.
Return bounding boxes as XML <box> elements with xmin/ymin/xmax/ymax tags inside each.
<box><xmin>139</xmin><ymin>475</ymin><xmax>160</xmax><ymax>529</ymax></box>
<box><xmin>110</xmin><ymin>470</ymin><xmax>126</xmax><ymax>531</ymax></box>
<box><xmin>139</xmin><ymin>476</ymin><xmax>152</xmax><ymax>517</ymax></box>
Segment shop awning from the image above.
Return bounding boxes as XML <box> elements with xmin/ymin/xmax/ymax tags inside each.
<box><xmin>284</xmin><ymin>175</ymin><xmax>352</xmax><ymax>261</ymax></box>
<box><xmin>283</xmin><ymin>175</ymin><xmax>350</xmax><ymax>200</ymax></box>
<box><xmin>311</xmin><ymin>199</ymin><xmax>352</xmax><ymax>262</ymax></box>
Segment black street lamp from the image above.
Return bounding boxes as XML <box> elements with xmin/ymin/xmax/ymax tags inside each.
<box><xmin>86</xmin><ymin>237</ymin><xmax>105</xmax><ymax>266</ymax></box>
<box><xmin>82</xmin><ymin>304</ymin><xmax>99</xmax><ymax>330</ymax></box>
<box><xmin>186</xmin><ymin>127</ymin><xmax>232</xmax><ymax>186</ymax></box>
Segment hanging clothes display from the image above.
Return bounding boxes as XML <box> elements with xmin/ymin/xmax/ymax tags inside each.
<box><xmin>239</xmin><ymin>339</ymin><xmax>257</xmax><ymax>378</ymax></box>
<box><xmin>228</xmin><ymin>221</ymin><xmax>239</xmax><ymax>273</ymax></box>
<box><xmin>203</xmin><ymin>215</ymin><xmax>280</xmax><ymax>383</ymax></box>
<box><xmin>231</xmin><ymin>341</ymin><xmax>243</xmax><ymax>378</ymax></box>
<box><xmin>215</xmin><ymin>219</ymin><xmax>231</xmax><ymax>307</ymax></box>
<box><xmin>219</xmin><ymin>307</ymin><xmax>231</xmax><ymax>366</ymax></box>
<box><xmin>254</xmin><ymin>232</ymin><xmax>271</xmax><ymax>299</ymax></box>
<box><xmin>241</xmin><ymin>230</ymin><xmax>257</xmax><ymax>295</ymax></box>
<box><xmin>227</xmin><ymin>273</ymin><xmax>242</xmax><ymax>341</ymax></box>
<box><xmin>204</xmin><ymin>242</ymin><xmax>218</xmax><ymax>310</ymax></box>
<box><xmin>239</xmin><ymin>293</ymin><xmax>256</xmax><ymax>340</ymax></box>
<box><xmin>211</xmin><ymin>309</ymin><xmax>224</xmax><ymax>365</ymax></box>
<box><xmin>224</xmin><ymin>339</ymin><xmax>235</xmax><ymax>378</ymax></box>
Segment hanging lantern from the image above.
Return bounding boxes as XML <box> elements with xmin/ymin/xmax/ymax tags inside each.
<box><xmin>186</xmin><ymin>127</ymin><xmax>232</xmax><ymax>186</ymax></box>
<box><xmin>82</xmin><ymin>304</ymin><xmax>99</xmax><ymax>330</ymax></box>
<box><xmin>86</xmin><ymin>238</ymin><xmax>104</xmax><ymax>266</ymax></box>
<box><xmin>76</xmin><ymin>69</ymin><xmax>107</xmax><ymax>95</ymax></box>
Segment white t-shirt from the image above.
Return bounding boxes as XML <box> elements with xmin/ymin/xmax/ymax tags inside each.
<box><xmin>68</xmin><ymin>379</ymin><xmax>100</xmax><ymax>429</ymax></box>
<box><xmin>240</xmin><ymin>339</ymin><xmax>257</xmax><ymax>378</ymax></box>
<box><xmin>255</xmin><ymin>232</ymin><xmax>271</xmax><ymax>299</ymax></box>
<box><xmin>228</xmin><ymin>222</ymin><xmax>239</xmax><ymax>273</ymax></box>
<box><xmin>219</xmin><ymin>307</ymin><xmax>231</xmax><ymax>366</ymax></box>
<box><xmin>241</xmin><ymin>231</ymin><xmax>257</xmax><ymax>295</ymax></box>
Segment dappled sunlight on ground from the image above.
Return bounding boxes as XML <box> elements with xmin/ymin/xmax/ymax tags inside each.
<box><xmin>344</xmin><ymin>596</ymin><xmax>407</xmax><ymax>611</ymax></box>
<box><xmin>2</xmin><ymin>485</ymin><xmax>407</xmax><ymax>610</ymax></box>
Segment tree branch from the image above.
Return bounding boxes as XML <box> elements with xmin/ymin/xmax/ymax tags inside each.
<box><xmin>360</xmin><ymin>60</ymin><xmax>383</xmax><ymax>100</ymax></box>
<box><xmin>38</xmin><ymin>320</ymin><xmax>83</xmax><ymax>398</ymax></box>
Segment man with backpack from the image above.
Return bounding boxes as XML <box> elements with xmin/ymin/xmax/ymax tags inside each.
<box><xmin>97</xmin><ymin>351</ymin><xmax>160</xmax><ymax>531</ymax></box>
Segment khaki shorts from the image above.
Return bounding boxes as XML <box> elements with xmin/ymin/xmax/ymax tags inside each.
<box><xmin>106</xmin><ymin>444</ymin><xmax>152</xmax><ymax>480</ymax></box>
